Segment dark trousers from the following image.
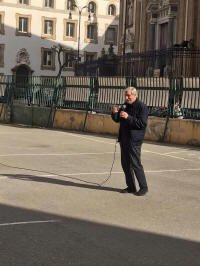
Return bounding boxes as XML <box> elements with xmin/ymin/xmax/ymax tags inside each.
<box><xmin>120</xmin><ymin>141</ymin><xmax>147</xmax><ymax>192</ymax></box>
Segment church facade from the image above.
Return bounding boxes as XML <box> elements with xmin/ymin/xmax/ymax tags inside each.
<box><xmin>118</xmin><ymin>0</ymin><xmax>200</xmax><ymax>54</ymax></box>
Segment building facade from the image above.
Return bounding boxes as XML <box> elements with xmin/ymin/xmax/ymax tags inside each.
<box><xmin>0</xmin><ymin>0</ymin><xmax>119</xmax><ymax>76</ymax></box>
<box><xmin>118</xmin><ymin>0</ymin><xmax>200</xmax><ymax>54</ymax></box>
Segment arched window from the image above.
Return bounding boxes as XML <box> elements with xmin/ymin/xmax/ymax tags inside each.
<box><xmin>108</xmin><ymin>4</ymin><xmax>115</xmax><ymax>16</ymax></box>
<box><xmin>67</xmin><ymin>0</ymin><xmax>75</xmax><ymax>10</ymax></box>
<box><xmin>88</xmin><ymin>1</ymin><xmax>96</xmax><ymax>13</ymax></box>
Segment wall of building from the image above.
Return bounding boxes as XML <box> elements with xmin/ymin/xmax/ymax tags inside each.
<box><xmin>0</xmin><ymin>0</ymin><xmax>119</xmax><ymax>76</ymax></box>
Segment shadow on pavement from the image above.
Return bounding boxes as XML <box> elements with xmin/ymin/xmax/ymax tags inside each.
<box><xmin>0</xmin><ymin>203</ymin><xmax>199</xmax><ymax>266</ymax></box>
<box><xmin>5</xmin><ymin>173</ymin><xmax>122</xmax><ymax>193</ymax></box>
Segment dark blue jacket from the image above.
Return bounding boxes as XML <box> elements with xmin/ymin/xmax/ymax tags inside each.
<box><xmin>111</xmin><ymin>99</ymin><xmax>148</xmax><ymax>145</ymax></box>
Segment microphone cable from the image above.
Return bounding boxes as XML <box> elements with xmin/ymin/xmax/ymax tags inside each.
<box><xmin>99</xmin><ymin>139</ymin><xmax>118</xmax><ymax>186</ymax></box>
<box><xmin>0</xmin><ymin>140</ymin><xmax>118</xmax><ymax>187</ymax></box>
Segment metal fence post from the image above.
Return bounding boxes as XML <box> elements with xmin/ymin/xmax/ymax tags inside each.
<box><xmin>125</xmin><ymin>76</ymin><xmax>136</xmax><ymax>88</ymax></box>
<box><xmin>82</xmin><ymin>77</ymin><xmax>95</xmax><ymax>131</ymax></box>
<box><xmin>6</xmin><ymin>76</ymin><xmax>14</xmax><ymax>123</ymax></box>
<box><xmin>47</xmin><ymin>77</ymin><xmax>60</xmax><ymax>128</ymax></box>
<box><xmin>88</xmin><ymin>76</ymin><xmax>98</xmax><ymax>112</ymax></box>
<box><xmin>168</xmin><ymin>77</ymin><xmax>177</xmax><ymax>118</ymax></box>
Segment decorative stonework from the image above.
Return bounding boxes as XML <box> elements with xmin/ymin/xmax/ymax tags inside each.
<box><xmin>147</xmin><ymin>0</ymin><xmax>178</xmax><ymax>21</ymax></box>
<box><xmin>16</xmin><ymin>48</ymin><xmax>30</xmax><ymax>65</ymax></box>
<box><xmin>147</xmin><ymin>0</ymin><xmax>179</xmax><ymax>11</ymax></box>
<box><xmin>126</xmin><ymin>28</ymin><xmax>135</xmax><ymax>43</ymax></box>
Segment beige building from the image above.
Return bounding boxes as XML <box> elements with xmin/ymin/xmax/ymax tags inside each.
<box><xmin>0</xmin><ymin>0</ymin><xmax>119</xmax><ymax>76</ymax></box>
<box><xmin>118</xmin><ymin>0</ymin><xmax>200</xmax><ymax>54</ymax></box>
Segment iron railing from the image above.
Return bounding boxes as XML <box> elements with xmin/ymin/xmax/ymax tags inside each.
<box><xmin>78</xmin><ymin>48</ymin><xmax>200</xmax><ymax>77</ymax></box>
<box><xmin>0</xmin><ymin>75</ymin><xmax>200</xmax><ymax>120</ymax></box>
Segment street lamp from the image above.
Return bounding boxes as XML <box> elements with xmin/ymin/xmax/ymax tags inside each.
<box><xmin>69</xmin><ymin>3</ymin><xmax>91</xmax><ymax>73</ymax></box>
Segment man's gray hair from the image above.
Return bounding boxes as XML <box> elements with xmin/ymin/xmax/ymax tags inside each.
<box><xmin>125</xmin><ymin>87</ymin><xmax>137</xmax><ymax>96</ymax></box>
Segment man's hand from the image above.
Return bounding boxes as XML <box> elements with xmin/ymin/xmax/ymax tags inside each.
<box><xmin>120</xmin><ymin>111</ymin><xmax>128</xmax><ymax>119</ymax></box>
<box><xmin>112</xmin><ymin>105</ymin><xmax>119</xmax><ymax>113</ymax></box>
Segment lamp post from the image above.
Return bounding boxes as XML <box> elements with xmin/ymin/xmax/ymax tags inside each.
<box><xmin>69</xmin><ymin>4</ymin><xmax>90</xmax><ymax>74</ymax></box>
<box><xmin>122</xmin><ymin>0</ymin><xmax>128</xmax><ymax>76</ymax></box>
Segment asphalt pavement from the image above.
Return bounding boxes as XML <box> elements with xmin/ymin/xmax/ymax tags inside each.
<box><xmin>0</xmin><ymin>124</ymin><xmax>200</xmax><ymax>266</ymax></box>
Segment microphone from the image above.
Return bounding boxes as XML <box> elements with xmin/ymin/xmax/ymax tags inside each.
<box><xmin>120</xmin><ymin>103</ymin><xmax>127</xmax><ymax>111</ymax></box>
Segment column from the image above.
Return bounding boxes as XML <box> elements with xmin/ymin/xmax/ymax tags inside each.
<box><xmin>168</xmin><ymin>18</ymin><xmax>175</xmax><ymax>48</ymax></box>
<box><xmin>149</xmin><ymin>23</ymin><xmax>156</xmax><ymax>50</ymax></box>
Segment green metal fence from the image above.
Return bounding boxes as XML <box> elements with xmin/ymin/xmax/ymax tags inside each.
<box><xmin>0</xmin><ymin>75</ymin><xmax>200</xmax><ymax>120</ymax></box>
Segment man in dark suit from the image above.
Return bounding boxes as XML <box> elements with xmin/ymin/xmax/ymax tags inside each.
<box><xmin>111</xmin><ymin>87</ymin><xmax>148</xmax><ymax>196</ymax></box>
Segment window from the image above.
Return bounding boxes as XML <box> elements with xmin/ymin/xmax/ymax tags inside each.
<box><xmin>0</xmin><ymin>12</ymin><xmax>5</xmax><ymax>35</ymax></box>
<box><xmin>44</xmin><ymin>51</ymin><xmax>52</xmax><ymax>66</ymax></box>
<box><xmin>105</xmin><ymin>25</ymin><xmax>118</xmax><ymax>45</ymax></box>
<box><xmin>19</xmin><ymin>0</ymin><xmax>29</xmax><ymax>4</ymax></box>
<box><xmin>41</xmin><ymin>48</ymin><xmax>55</xmax><ymax>70</ymax></box>
<box><xmin>160</xmin><ymin>22</ymin><xmax>168</xmax><ymax>49</ymax></box>
<box><xmin>42</xmin><ymin>17</ymin><xmax>56</xmax><ymax>39</ymax></box>
<box><xmin>67</xmin><ymin>22</ymin><xmax>74</xmax><ymax>37</ymax></box>
<box><xmin>108</xmin><ymin>4</ymin><xmax>115</xmax><ymax>16</ymax></box>
<box><xmin>85</xmin><ymin>22</ymin><xmax>97</xmax><ymax>43</ymax></box>
<box><xmin>64</xmin><ymin>19</ymin><xmax>77</xmax><ymax>41</ymax></box>
<box><xmin>67</xmin><ymin>0</ymin><xmax>75</xmax><ymax>10</ymax></box>
<box><xmin>87</xmin><ymin>25</ymin><xmax>95</xmax><ymax>39</ymax></box>
<box><xmin>85</xmin><ymin>52</ymin><xmax>97</xmax><ymax>63</ymax></box>
<box><xmin>86</xmin><ymin>54</ymin><xmax>93</xmax><ymax>62</ymax></box>
<box><xmin>44</xmin><ymin>0</ymin><xmax>54</xmax><ymax>8</ymax></box>
<box><xmin>64</xmin><ymin>53</ymin><xmax>74</xmax><ymax>68</ymax></box>
<box><xmin>16</xmin><ymin>14</ymin><xmax>31</xmax><ymax>37</ymax></box>
<box><xmin>0</xmin><ymin>44</ymin><xmax>4</xmax><ymax>67</ymax></box>
<box><xmin>107</xmin><ymin>28</ymin><xmax>115</xmax><ymax>42</ymax></box>
<box><xmin>160</xmin><ymin>0</ymin><xmax>164</xmax><ymax>6</ymax></box>
<box><xmin>44</xmin><ymin>20</ymin><xmax>53</xmax><ymax>35</ymax></box>
<box><xmin>88</xmin><ymin>2</ymin><xmax>96</xmax><ymax>13</ymax></box>
<box><xmin>19</xmin><ymin>17</ymin><xmax>28</xmax><ymax>33</ymax></box>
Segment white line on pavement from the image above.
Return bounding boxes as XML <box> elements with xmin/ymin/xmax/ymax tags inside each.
<box><xmin>0</xmin><ymin>130</ymin><xmax>198</xmax><ymax>162</ymax></box>
<box><xmin>0</xmin><ymin>220</ymin><xmax>59</xmax><ymax>227</ymax></box>
<box><xmin>0</xmin><ymin>175</ymin><xmax>8</xmax><ymax>179</ymax></box>
<box><xmin>61</xmin><ymin>169</ymin><xmax>200</xmax><ymax>175</ymax></box>
<box><xmin>143</xmin><ymin>150</ymin><xmax>194</xmax><ymax>162</ymax></box>
<box><xmin>1</xmin><ymin>169</ymin><xmax>200</xmax><ymax>181</ymax></box>
<box><xmin>163</xmin><ymin>150</ymin><xmax>191</xmax><ymax>155</ymax></box>
<box><xmin>0</xmin><ymin>152</ymin><xmax>118</xmax><ymax>157</ymax></box>
<box><xmin>146</xmin><ymin>169</ymin><xmax>200</xmax><ymax>173</ymax></box>
<box><xmin>63</xmin><ymin>132</ymin><xmax>199</xmax><ymax>162</ymax></box>
<box><xmin>65</xmin><ymin>132</ymin><xmax>117</xmax><ymax>145</ymax></box>
<box><xmin>22</xmin><ymin>168</ymin><xmax>200</xmax><ymax>177</ymax></box>
<box><xmin>0</xmin><ymin>150</ymin><xmax>195</xmax><ymax>162</ymax></box>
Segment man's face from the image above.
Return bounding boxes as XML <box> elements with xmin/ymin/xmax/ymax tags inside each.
<box><xmin>125</xmin><ymin>90</ymin><xmax>137</xmax><ymax>104</ymax></box>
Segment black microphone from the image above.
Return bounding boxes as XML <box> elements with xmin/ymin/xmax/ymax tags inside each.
<box><xmin>120</xmin><ymin>103</ymin><xmax>127</xmax><ymax>111</ymax></box>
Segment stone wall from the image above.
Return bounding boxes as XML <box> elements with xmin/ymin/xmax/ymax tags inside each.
<box><xmin>54</xmin><ymin>109</ymin><xmax>200</xmax><ymax>146</ymax></box>
<box><xmin>1</xmin><ymin>105</ymin><xmax>200</xmax><ymax>146</ymax></box>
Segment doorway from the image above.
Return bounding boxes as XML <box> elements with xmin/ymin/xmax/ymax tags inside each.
<box><xmin>12</xmin><ymin>64</ymin><xmax>33</xmax><ymax>104</ymax></box>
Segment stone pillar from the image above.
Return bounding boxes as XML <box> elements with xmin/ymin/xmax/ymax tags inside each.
<box><xmin>149</xmin><ymin>23</ymin><xmax>156</xmax><ymax>50</ymax></box>
<box><xmin>166</xmin><ymin>18</ymin><xmax>175</xmax><ymax>77</ymax></box>
<box><xmin>168</xmin><ymin>18</ymin><xmax>175</xmax><ymax>48</ymax></box>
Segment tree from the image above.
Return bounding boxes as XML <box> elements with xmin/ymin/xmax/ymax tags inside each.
<box><xmin>52</xmin><ymin>44</ymin><xmax>76</xmax><ymax>77</ymax></box>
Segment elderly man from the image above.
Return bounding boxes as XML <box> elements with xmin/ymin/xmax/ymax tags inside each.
<box><xmin>111</xmin><ymin>87</ymin><xmax>148</xmax><ymax>196</ymax></box>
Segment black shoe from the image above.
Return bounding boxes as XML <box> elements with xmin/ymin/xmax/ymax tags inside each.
<box><xmin>135</xmin><ymin>187</ymin><xmax>148</xmax><ymax>196</ymax></box>
<box><xmin>120</xmin><ymin>187</ymin><xmax>136</xmax><ymax>194</ymax></box>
